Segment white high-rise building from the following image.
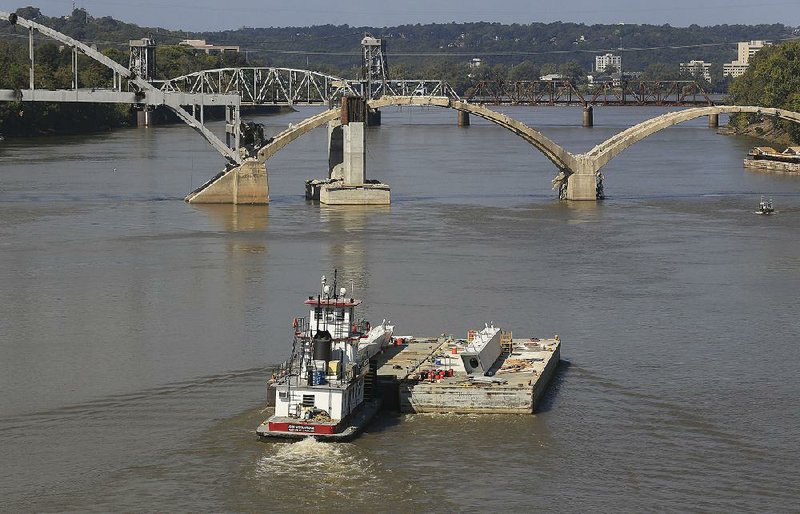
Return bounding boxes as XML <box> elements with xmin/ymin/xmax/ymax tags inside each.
<box><xmin>595</xmin><ymin>53</ymin><xmax>622</xmax><ymax>73</ymax></box>
<box><xmin>723</xmin><ymin>40</ymin><xmax>771</xmax><ymax>78</ymax></box>
<box><xmin>680</xmin><ymin>60</ymin><xmax>712</xmax><ymax>82</ymax></box>
<box><xmin>738</xmin><ymin>40</ymin><xmax>770</xmax><ymax>64</ymax></box>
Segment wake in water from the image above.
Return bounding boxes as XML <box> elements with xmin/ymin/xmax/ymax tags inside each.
<box><xmin>255</xmin><ymin>437</ymin><xmax>374</xmax><ymax>480</ymax></box>
<box><xmin>251</xmin><ymin>438</ymin><xmax>390</xmax><ymax>503</ymax></box>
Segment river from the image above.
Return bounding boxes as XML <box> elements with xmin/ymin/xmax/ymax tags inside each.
<box><xmin>1</xmin><ymin>106</ymin><xmax>798</xmax><ymax>511</ymax></box>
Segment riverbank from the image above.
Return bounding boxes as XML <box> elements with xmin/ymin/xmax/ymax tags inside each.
<box><xmin>720</xmin><ymin>118</ymin><xmax>796</xmax><ymax>148</ymax></box>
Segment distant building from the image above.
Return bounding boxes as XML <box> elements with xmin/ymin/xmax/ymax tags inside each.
<box><xmin>680</xmin><ymin>60</ymin><xmax>712</xmax><ymax>82</ymax></box>
<box><xmin>595</xmin><ymin>53</ymin><xmax>621</xmax><ymax>73</ymax></box>
<box><xmin>179</xmin><ymin>39</ymin><xmax>240</xmax><ymax>54</ymax></box>
<box><xmin>723</xmin><ymin>62</ymin><xmax>749</xmax><ymax>78</ymax></box>
<box><xmin>738</xmin><ymin>40</ymin><xmax>770</xmax><ymax>63</ymax></box>
<box><xmin>723</xmin><ymin>40</ymin><xmax>771</xmax><ymax>78</ymax></box>
<box><xmin>539</xmin><ymin>73</ymin><xmax>564</xmax><ymax>81</ymax></box>
<box><xmin>468</xmin><ymin>58</ymin><xmax>482</xmax><ymax>68</ymax></box>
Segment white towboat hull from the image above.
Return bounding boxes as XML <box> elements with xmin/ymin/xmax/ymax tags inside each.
<box><xmin>257</xmin><ymin>399</ymin><xmax>381</xmax><ymax>441</ymax></box>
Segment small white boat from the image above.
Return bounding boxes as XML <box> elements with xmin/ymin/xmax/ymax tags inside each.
<box><xmin>257</xmin><ymin>271</ymin><xmax>394</xmax><ymax>441</ymax></box>
<box><xmin>755</xmin><ymin>195</ymin><xmax>775</xmax><ymax>215</ymax></box>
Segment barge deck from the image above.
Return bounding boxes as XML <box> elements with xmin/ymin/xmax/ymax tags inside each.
<box><xmin>375</xmin><ymin>335</ymin><xmax>561</xmax><ymax>414</ymax></box>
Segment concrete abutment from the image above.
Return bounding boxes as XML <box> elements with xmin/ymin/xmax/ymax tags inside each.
<box><xmin>185</xmin><ymin>159</ymin><xmax>269</xmax><ymax>204</ymax></box>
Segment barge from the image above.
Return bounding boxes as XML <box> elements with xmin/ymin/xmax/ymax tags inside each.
<box><xmin>744</xmin><ymin>146</ymin><xmax>800</xmax><ymax>174</ymax></box>
<box><xmin>256</xmin><ymin>275</ymin><xmax>562</xmax><ymax>442</ymax></box>
<box><xmin>376</xmin><ymin>332</ymin><xmax>561</xmax><ymax>414</ymax></box>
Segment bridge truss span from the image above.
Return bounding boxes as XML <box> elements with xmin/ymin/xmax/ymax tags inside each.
<box><xmin>154</xmin><ymin>67</ymin><xmax>359</xmax><ymax>105</ymax></box>
<box><xmin>155</xmin><ymin>68</ymin><xmax>462</xmax><ymax>106</ymax></box>
<box><xmin>465</xmin><ymin>80</ymin><xmax>713</xmax><ymax>107</ymax></box>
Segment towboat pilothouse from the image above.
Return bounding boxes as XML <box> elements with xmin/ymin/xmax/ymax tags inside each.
<box><xmin>257</xmin><ymin>272</ymin><xmax>394</xmax><ymax>441</ymax></box>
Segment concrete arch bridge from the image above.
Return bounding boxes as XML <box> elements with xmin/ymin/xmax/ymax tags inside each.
<box><xmin>3</xmin><ymin>11</ymin><xmax>798</xmax><ymax>205</ymax></box>
<box><xmin>189</xmin><ymin>96</ymin><xmax>800</xmax><ymax>203</ymax></box>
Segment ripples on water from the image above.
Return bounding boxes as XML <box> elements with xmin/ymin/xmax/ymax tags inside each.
<box><xmin>1</xmin><ymin>107</ymin><xmax>800</xmax><ymax>511</ymax></box>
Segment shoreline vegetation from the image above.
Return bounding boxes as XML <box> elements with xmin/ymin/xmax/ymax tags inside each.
<box><xmin>1</xmin><ymin>7</ymin><xmax>798</xmax><ymax>144</ymax></box>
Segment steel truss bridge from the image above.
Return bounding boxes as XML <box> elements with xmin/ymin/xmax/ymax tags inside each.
<box><xmin>153</xmin><ymin>68</ymin><xmax>459</xmax><ymax>106</ymax></box>
<box><xmin>153</xmin><ymin>68</ymin><xmax>712</xmax><ymax>108</ymax></box>
<box><xmin>464</xmin><ymin>80</ymin><xmax>713</xmax><ymax>106</ymax></box>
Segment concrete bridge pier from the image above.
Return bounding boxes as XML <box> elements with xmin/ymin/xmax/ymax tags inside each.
<box><xmin>708</xmin><ymin>113</ymin><xmax>719</xmax><ymax>128</ymax></box>
<box><xmin>563</xmin><ymin>156</ymin><xmax>602</xmax><ymax>201</ymax></box>
<box><xmin>306</xmin><ymin>97</ymin><xmax>390</xmax><ymax>205</ymax></box>
<box><xmin>327</xmin><ymin>120</ymin><xmax>344</xmax><ymax>179</ymax></box>
<box><xmin>458</xmin><ymin>111</ymin><xmax>470</xmax><ymax>127</ymax></box>
<box><xmin>136</xmin><ymin>107</ymin><xmax>153</xmax><ymax>127</ymax></box>
<box><xmin>583</xmin><ymin>106</ymin><xmax>594</xmax><ymax>128</ymax></box>
<box><xmin>185</xmin><ymin>159</ymin><xmax>269</xmax><ymax>204</ymax></box>
<box><xmin>565</xmin><ymin>172</ymin><xmax>598</xmax><ymax>200</ymax></box>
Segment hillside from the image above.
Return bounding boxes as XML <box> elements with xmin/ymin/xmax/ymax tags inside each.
<box><xmin>1</xmin><ymin>6</ymin><xmax>798</xmax><ymax>137</ymax></box>
<box><xmin>3</xmin><ymin>7</ymin><xmax>796</xmax><ymax>79</ymax></box>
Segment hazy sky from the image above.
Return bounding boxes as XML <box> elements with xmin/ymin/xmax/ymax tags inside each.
<box><xmin>5</xmin><ymin>0</ymin><xmax>800</xmax><ymax>30</ymax></box>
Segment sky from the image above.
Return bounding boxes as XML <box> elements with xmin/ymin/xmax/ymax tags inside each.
<box><xmin>3</xmin><ymin>0</ymin><xmax>800</xmax><ymax>31</ymax></box>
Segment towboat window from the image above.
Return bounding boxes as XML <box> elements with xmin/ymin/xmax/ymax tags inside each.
<box><xmin>336</xmin><ymin>310</ymin><xmax>345</xmax><ymax>321</ymax></box>
<box><xmin>314</xmin><ymin>306</ymin><xmax>322</xmax><ymax>319</ymax></box>
<box><xmin>325</xmin><ymin>308</ymin><xmax>334</xmax><ymax>322</ymax></box>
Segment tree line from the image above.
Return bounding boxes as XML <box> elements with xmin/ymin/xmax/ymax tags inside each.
<box><xmin>727</xmin><ymin>40</ymin><xmax>800</xmax><ymax>143</ymax></box>
<box><xmin>1</xmin><ymin>6</ymin><xmax>797</xmax><ymax>137</ymax></box>
<box><xmin>0</xmin><ymin>8</ymin><xmax>248</xmax><ymax>136</ymax></box>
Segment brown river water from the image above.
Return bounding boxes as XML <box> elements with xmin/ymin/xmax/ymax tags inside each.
<box><xmin>1</xmin><ymin>106</ymin><xmax>799</xmax><ymax>511</ymax></box>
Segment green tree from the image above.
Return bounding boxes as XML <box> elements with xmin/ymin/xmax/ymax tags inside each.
<box><xmin>729</xmin><ymin>40</ymin><xmax>800</xmax><ymax>142</ymax></box>
<box><xmin>539</xmin><ymin>63</ymin><xmax>557</xmax><ymax>76</ymax></box>
<box><xmin>559</xmin><ymin>61</ymin><xmax>586</xmax><ymax>82</ymax></box>
<box><xmin>508</xmin><ymin>60</ymin><xmax>539</xmax><ymax>81</ymax></box>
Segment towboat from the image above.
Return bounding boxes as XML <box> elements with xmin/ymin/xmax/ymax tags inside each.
<box><xmin>257</xmin><ymin>272</ymin><xmax>394</xmax><ymax>441</ymax></box>
<box><xmin>756</xmin><ymin>195</ymin><xmax>775</xmax><ymax>215</ymax></box>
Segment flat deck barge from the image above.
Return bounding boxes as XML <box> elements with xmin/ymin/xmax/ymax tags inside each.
<box><xmin>375</xmin><ymin>335</ymin><xmax>561</xmax><ymax>414</ymax></box>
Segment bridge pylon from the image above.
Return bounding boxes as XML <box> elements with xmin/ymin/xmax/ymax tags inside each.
<box><xmin>361</xmin><ymin>34</ymin><xmax>388</xmax><ymax>100</ymax></box>
<box><xmin>129</xmin><ymin>38</ymin><xmax>156</xmax><ymax>126</ymax></box>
